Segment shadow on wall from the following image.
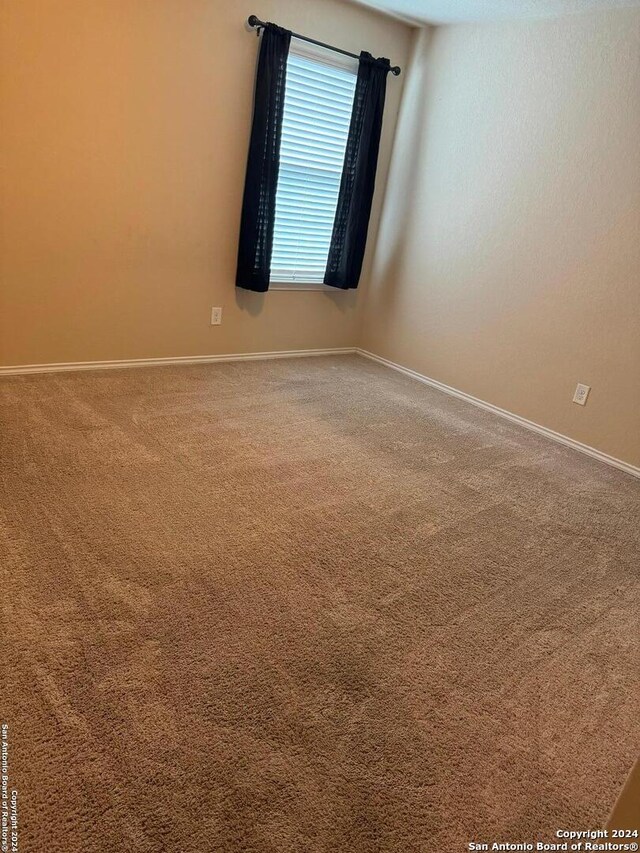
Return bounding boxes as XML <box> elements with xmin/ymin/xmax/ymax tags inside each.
<box><xmin>235</xmin><ymin>286</ymin><xmax>358</xmax><ymax>318</ymax></box>
<box><xmin>235</xmin><ymin>288</ymin><xmax>266</xmax><ymax>317</ymax></box>
<box><xmin>366</xmin><ymin>27</ymin><xmax>434</xmax><ymax>323</ymax></box>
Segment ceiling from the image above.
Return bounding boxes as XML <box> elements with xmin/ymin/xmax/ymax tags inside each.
<box><xmin>351</xmin><ymin>0</ymin><xmax>640</xmax><ymax>24</ymax></box>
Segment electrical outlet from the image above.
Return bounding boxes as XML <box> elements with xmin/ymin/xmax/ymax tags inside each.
<box><xmin>572</xmin><ymin>383</ymin><xmax>590</xmax><ymax>406</ymax></box>
<box><xmin>210</xmin><ymin>307</ymin><xmax>222</xmax><ymax>326</ymax></box>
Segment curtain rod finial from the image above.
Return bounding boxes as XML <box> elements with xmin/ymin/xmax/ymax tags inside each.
<box><xmin>247</xmin><ymin>15</ymin><xmax>264</xmax><ymax>36</ymax></box>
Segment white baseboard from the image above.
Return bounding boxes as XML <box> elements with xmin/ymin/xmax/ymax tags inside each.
<box><xmin>0</xmin><ymin>347</ymin><xmax>357</xmax><ymax>377</ymax></box>
<box><xmin>357</xmin><ymin>348</ymin><xmax>640</xmax><ymax>480</ymax></box>
<box><xmin>3</xmin><ymin>344</ymin><xmax>637</xmax><ymax>479</ymax></box>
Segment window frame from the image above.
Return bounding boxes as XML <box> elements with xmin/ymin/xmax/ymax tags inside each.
<box><xmin>269</xmin><ymin>41</ymin><xmax>358</xmax><ymax>292</ymax></box>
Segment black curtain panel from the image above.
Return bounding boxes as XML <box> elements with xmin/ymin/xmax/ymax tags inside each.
<box><xmin>236</xmin><ymin>24</ymin><xmax>291</xmax><ymax>292</ymax></box>
<box><xmin>324</xmin><ymin>53</ymin><xmax>391</xmax><ymax>290</ymax></box>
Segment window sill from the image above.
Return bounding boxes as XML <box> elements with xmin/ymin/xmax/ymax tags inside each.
<box><xmin>269</xmin><ymin>282</ymin><xmax>345</xmax><ymax>292</ymax></box>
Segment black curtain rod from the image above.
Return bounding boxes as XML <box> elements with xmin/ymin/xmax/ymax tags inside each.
<box><xmin>247</xmin><ymin>15</ymin><xmax>401</xmax><ymax>76</ymax></box>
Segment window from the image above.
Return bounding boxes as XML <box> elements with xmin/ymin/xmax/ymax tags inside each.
<box><xmin>270</xmin><ymin>45</ymin><xmax>357</xmax><ymax>286</ymax></box>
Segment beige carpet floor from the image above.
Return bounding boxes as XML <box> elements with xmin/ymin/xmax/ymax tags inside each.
<box><xmin>1</xmin><ymin>354</ymin><xmax>638</xmax><ymax>852</ymax></box>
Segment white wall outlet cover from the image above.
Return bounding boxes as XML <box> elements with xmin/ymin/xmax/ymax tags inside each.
<box><xmin>572</xmin><ymin>383</ymin><xmax>591</xmax><ymax>406</ymax></box>
<box><xmin>210</xmin><ymin>307</ymin><xmax>222</xmax><ymax>326</ymax></box>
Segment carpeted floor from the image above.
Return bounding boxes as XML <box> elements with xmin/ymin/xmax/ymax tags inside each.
<box><xmin>1</xmin><ymin>354</ymin><xmax>638</xmax><ymax>852</ymax></box>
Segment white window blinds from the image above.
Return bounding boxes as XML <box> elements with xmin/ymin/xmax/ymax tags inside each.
<box><xmin>270</xmin><ymin>49</ymin><xmax>357</xmax><ymax>285</ymax></box>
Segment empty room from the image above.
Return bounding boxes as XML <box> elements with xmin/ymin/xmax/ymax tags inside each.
<box><xmin>1</xmin><ymin>0</ymin><xmax>639</xmax><ymax>850</ymax></box>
